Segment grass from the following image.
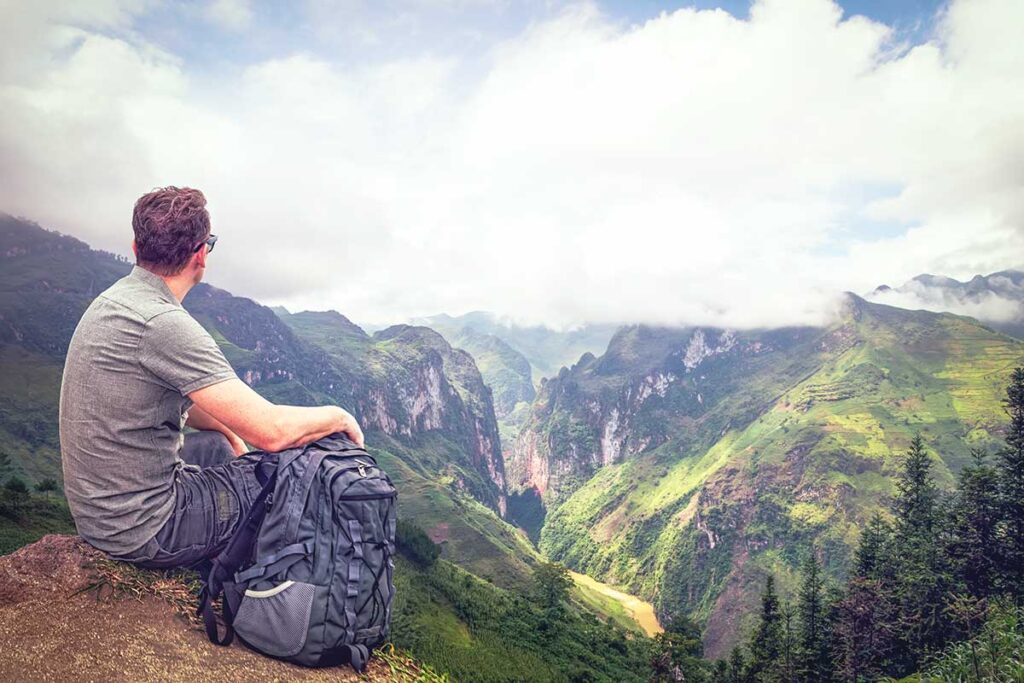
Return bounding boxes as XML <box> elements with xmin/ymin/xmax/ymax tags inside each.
<box><xmin>0</xmin><ymin>491</ymin><xmax>76</xmax><ymax>555</ymax></box>
<box><xmin>78</xmin><ymin>554</ymin><xmax>205</xmax><ymax>625</ymax></box>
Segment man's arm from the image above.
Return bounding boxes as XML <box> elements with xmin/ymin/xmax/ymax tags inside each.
<box><xmin>185</xmin><ymin>403</ymin><xmax>249</xmax><ymax>456</ymax></box>
<box><xmin>188</xmin><ymin>378</ymin><xmax>364</xmax><ymax>453</ymax></box>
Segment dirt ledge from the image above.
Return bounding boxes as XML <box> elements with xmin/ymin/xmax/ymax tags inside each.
<box><xmin>0</xmin><ymin>534</ymin><xmax>424</xmax><ymax>682</ymax></box>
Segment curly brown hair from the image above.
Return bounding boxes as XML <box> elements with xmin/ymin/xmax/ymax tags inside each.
<box><xmin>132</xmin><ymin>186</ymin><xmax>211</xmax><ymax>275</ymax></box>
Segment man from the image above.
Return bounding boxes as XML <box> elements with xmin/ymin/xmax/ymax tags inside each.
<box><xmin>58</xmin><ymin>186</ymin><xmax>363</xmax><ymax>569</ymax></box>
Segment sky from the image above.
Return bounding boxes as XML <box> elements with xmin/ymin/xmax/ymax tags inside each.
<box><xmin>0</xmin><ymin>0</ymin><xmax>1022</xmax><ymax>331</ymax></box>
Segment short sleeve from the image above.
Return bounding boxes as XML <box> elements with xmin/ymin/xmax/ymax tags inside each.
<box><xmin>139</xmin><ymin>309</ymin><xmax>238</xmax><ymax>395</ymax></box>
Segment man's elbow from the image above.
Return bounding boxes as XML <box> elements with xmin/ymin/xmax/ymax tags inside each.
<box><xmin>250</xmin><ymin>416</ymin><xmax>291</xmax><ymax>453</ymax></box>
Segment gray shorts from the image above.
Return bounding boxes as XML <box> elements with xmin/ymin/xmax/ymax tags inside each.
<box><xmin>124</xmin><ymin>430</ymin><xmax>265</xmax><ymax>570</ymax></box>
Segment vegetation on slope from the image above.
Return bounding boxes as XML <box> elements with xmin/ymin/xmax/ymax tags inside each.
<box><xmin>521</xmin><ymin>297</ymin><xmax>1024</xmax><ymax>656</ymax></box>
<box><xmin>691</xmin><ymin>368</ymin><xmax>1024</xmax><ymax>682</ymax></box>
<box><xmin>392</xmin><ymin>520</ymin><xmax>657</xmax><ymax>682</ymax></box>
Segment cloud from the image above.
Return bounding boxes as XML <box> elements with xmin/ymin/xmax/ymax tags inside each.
<box><xmin>867</xmin><ymin>277</ymin><xmax>1024</xmax><ymax>324</ymax></box>
<box><xmin>0</xmin><ymin>0</ymin><xmax>1022</xmax><ymax>331</ymax></box>
<box><xmin>203</xmin><ymin>0</ymin><xmax>253</xmax><ymax>31</ymax></box>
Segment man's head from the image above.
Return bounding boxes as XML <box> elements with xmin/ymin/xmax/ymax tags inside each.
<box><xmin>132</xmin><ymin>186</ymin><xmax>213</xmax><ymax>282</ymax></box>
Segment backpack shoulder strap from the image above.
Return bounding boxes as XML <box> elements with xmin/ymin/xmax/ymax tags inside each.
<box><xmin>281</xmin><ymin>448</ymin><xmax>331</xmax><ymax>543</ymax></box>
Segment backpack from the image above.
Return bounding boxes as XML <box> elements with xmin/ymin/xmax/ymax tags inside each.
<box><xmin>197</xmin><ymin>432</ymin><xmax>397</xmax><ymax>673</ymax></box>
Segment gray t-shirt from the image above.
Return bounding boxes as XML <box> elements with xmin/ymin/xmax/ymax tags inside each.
<box><xmin>59</xmin><ymin>265</ymin><xmax>237</xmax><ymax>558</ymax></box>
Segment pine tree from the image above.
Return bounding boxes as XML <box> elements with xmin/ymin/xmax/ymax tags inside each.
<box><xmin>711</xmin><ymin>659</ymin><xmax>730</xmax><ymax>683</ymax></box>
<box><xmin>780</xmin><ymin>600</ymin><xmax>796</xmax><ymax>683</ymax></box>
<box><xmin>836</xmin><ymin>513</ymin><xmax>898</xmax><ymax>680</ymax></box>
<box><xmin>891</xmin><ymin>433</ymin><xmax>947</xmax><ymax>673</ymax></box>
<box><xmin>894</xmin><ymin>434</ymin><xmax>938</xmax><ymax>542</ymax></box>
<box><xmin>749</xmin><ymin>575</ymin><xmax>783</xmax><ymax>682</ymax></box>
<box><xmin>947</xmin><ymin>448</ymin><xmax>1000</xmax><ymax>599</ymax></box>
<box><xmin>854</xmin><ymin>512</ymin><xmax>890</xmax><ymax>580</ymax></box>
<box><xmin>727</xmin><ymin>647</ymin><xmax>747</xmax><ymax>683</ymax></box>
<box><xmin>796</xmin><ymin>550</ymin><xmax>831</xmax><ymax>682</ymax></box>
<box><xmin>996</xmin><ymin>367</ymin><xmax>1024</xmax><ymax>602</ymax></box>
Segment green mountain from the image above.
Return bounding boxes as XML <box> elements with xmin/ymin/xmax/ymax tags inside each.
<box><xmin>507</xmin><ymin>294</ymin><xmax>1024</xmax><ymax>657</ymax></box>
<box><xmin>411</xmin><ymin>311</ymin><xmax>619</xmax><ymax>389</ymax></box>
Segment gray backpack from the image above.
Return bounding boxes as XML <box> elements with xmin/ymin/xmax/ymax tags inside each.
<box><xmin>197</xmin><ymin>433</ymin><xmax>397</xmax><ymax>672</ymax></box>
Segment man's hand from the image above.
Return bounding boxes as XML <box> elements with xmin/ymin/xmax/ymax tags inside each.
<box><xmin>334</xmin><ymin>407</ymin><xmax>365</xmax><ymax>448</ymax></box>
<box><xmin>226</xmin><ymin>433</ymin><xmax>249</xmax><ymax>456</ymax></box>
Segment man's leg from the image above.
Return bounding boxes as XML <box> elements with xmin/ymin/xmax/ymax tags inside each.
<box><xmin>132</xmin><ymin>442</ymin><xmax>267</xmax><ymax>571</ymax></box>
<box><xmin>180</xmin><ymin>429</ymin><xmax>236</xmax><ymax>469</ymax></box>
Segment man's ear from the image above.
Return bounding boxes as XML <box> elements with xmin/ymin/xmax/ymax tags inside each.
<box><xmin>131</xmin><ymin>239</ymin><xmax>137</xmax><ymax>259</ymax></box>
<box><xmin>195</xmin><ymin>245</ymin><xmax>208</xmax><ymax>269</ymax></box>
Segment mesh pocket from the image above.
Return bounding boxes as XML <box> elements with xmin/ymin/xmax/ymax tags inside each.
<box><xmin>233</xmin><ymin>580</ymin><xmax>316</xmax><ymax>658</ymax></box>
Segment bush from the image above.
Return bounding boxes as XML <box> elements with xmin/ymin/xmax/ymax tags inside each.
<box><xmin>925</xmin><ymin>604</ymin><xmax>1024</xmax><ymax>682</ymax></box>
<box><xmin>396</xmin><ymin>519</ymin><xmax>441</xmax><ymax>567</ymax></box>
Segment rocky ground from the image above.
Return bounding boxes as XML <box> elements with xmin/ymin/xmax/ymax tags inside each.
<box><xmin>0</xmin><ymin>535</ymin><xmax>435</xmax><ymax>682</ymax></box>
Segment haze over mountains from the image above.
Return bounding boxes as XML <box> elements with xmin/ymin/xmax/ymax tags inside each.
<box><xmin>867</xmin><ymin>270</ymin><xmax>1024</xmax><ymax>340</ymax></box>
<box><xmin>2</xmin><ymin>213</ymin><xmax>1023</xmax><ymax>663</ymax></box>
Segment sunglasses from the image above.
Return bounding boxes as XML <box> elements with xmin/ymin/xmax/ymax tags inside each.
<box><xmin>193</xmin><ymin>233</ymin><xmax>218</xmax><ymax>254</ymax></box>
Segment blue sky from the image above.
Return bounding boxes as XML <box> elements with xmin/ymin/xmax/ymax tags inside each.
<box><xmin>1</xmin><ymin>0</ymin><xmax>1021</xmax><ymax>329</ymax></box>
<box><xmin>135</xmin><ymin>1</ymin><xmax>949</xmax><ymax>69</ymax></box>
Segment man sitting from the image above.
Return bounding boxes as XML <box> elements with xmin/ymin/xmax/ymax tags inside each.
<box><xmin>58</xmin><ymin>186</ymin><xmax>363</xmax><ymax>569</ymax></box>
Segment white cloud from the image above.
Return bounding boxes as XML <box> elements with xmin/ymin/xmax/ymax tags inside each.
<box><xmin>203</xmin><ymin>0</ymin><xmax>253</xmax><ymax>31</ymax></box>
<box><xmin>868</xmin><ymin>276</ymin><xmax>1024</xmax><ymax>324</ymax></box>
<box><xmin>0</xmin><ymin>0</ymin><xmax>1022</xmax><ymax>331</ymax></box>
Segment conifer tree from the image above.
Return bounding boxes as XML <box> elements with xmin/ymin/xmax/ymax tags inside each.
<box><xmin>780</xmin><ymin>600</ymin><xmax>796</xmax><ymax>683</ymax></box>
<box><xmin>894</xmin><ymin>434</ymin><xmax>938</xmax><ymax>543</ymax></box>
<box><xmin>996</xmin><ymin>367</ymin><xmax>1024</xmax><ymax>602</ymax></box>
<box><xmin>947</xmin><ymin>448</ymin><xmax>1000</xmax><ymax>599</ymax></box>
<box><xmin>727</xmin><ymin>647</ymin><xmax>746</xmax><ymax>683</ymax></box>
<box><xmin>836</xmin><ymin>514</ymin><xmax>898</xmax><ymax>680</ymax></box>
<box><xmin>796</xmin><ymin>550</ymin><xmax>831</xmax><ymax>682</ymax></box>
<box><xmin>891</xmin><ymin>433</ymin><xmax>947</xmax><ymax>672</ymax></box>
<box><xmin>854</xmin><ymin>512</ymin><xmax>891</xmax><ymax>580</ymax></box>
<box><xmin>749</xmin><ymin>575</ymin><xmax>783</xmax><ymax>682</ymax></box>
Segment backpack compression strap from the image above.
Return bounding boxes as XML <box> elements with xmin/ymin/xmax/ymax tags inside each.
<box><xmin>318</xmin><ymin>643</ymin><xmax>371</xmax><ymax>672</ymax></box>
<box><xmin>198</xmin><ymin>459</ymin><xmax>277</xmax><ymax>647</ymax></box>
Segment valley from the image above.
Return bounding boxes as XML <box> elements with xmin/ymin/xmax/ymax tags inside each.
<box><xmin>569</xmin><ymin>569</ymin><xmax>662</xmax><ymax>638</ymax></box>
<box><xmin>2</xmin><ymin>213</ymin><xmax>1024</xmax><ymax>677</ymax></box>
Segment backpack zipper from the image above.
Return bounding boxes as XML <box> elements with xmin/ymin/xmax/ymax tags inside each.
<box><xmin>336</xmin><ymin>492</ymin><xmax>397</xmax><ymax>501</ymax></box>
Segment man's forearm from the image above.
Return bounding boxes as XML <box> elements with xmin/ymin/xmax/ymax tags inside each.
<box><xmin>271</xmin><ymin>405</ymin><xmax>356</xmax><ymax>451</ymax></box>
<box><xmin>186</xmin><ymin>404</ymin><xmax>247</xmax><ymax>452</ymax></box>
<box><xmin>188</xmin><ymin>378</ymin><xmax>365</xmax><ymax>452</ymax></box>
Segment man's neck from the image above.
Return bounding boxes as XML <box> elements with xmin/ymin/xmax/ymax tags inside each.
<box><xmin>138</xmin><ymin>267</ymin><xmax>195</xmax><ymax>304</ymax></box>
<box><xmin>162</xmin><ymin>273</ymin><xmax>196</xmax><ymax>304</ymax></box>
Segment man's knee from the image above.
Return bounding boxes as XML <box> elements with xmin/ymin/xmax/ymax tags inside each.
<box><xmin>181</xmin><ymin>430</ymin><xmax>235</xmax><ymax>468</ymax></box>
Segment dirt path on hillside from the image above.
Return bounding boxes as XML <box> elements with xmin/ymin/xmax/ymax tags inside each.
<box><xmin>0</xmin><ymin>535</ymin><xmax>417</xmax><ymax>682</ymax></box>
<box><xmin>569</xmin><ymin>570</ymin><xmax>663</xmax><ymax>637</ymax></box>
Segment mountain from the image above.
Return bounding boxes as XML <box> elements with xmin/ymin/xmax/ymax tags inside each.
<box><xmin>411</xmin><ymin>311</ymin><xmax>619</xmax><ymax>388</ymax></box>
<box><xmin>436</xmin><ymin>325</ymin><xmax>536</xmax><ymax>421</ymax></box>
<box><xmin>867</xmin><ymin>269</ymin><xmax>1024</xmax><ymax>339</ymax></box>
<box><xmin>508</xmin><ymin>292</ymin><xmax>1024</xmax><ymax>657</ymax></box>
